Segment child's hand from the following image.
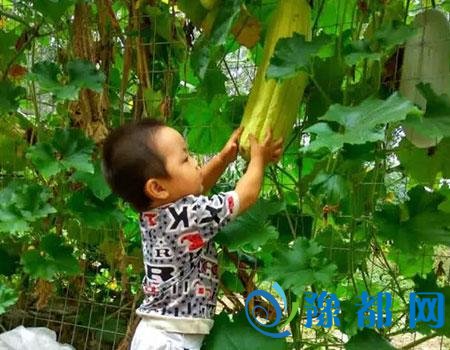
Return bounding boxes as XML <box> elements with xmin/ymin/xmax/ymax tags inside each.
<box><xmin>219</xmin><ymin>127</ymin><xmax>243</xmax><ymax>164</ymax></box>
<box><xmin>249</xmin><ymin>128</ymin><xmax>283</xmax><ymax>166</ymax></box>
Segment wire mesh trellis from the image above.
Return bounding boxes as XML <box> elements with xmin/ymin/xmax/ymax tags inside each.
<box><xmin>0</xmin><ymin>0</ymin><xmax>450</xmax><ymax>349</ymax></box>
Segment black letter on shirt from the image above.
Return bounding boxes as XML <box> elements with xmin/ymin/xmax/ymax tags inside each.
<box><xmin>154</xmin><ymin>248</ymin><xmax>172</xmax><ymax>258</ymax></box>
<box><xmin>146</xmin><ymin>265</ymin><xmax>175</xmax><ymax>283</ymax></box>
<box><xmin>168</xmin><ymin>206</ymin><xmax>189</xmax><ymax>230</ymax></box>
<box><xmin>199</xmin><ymin>205</ymin><xmax>221</xmax><ymax>225</ymax></box>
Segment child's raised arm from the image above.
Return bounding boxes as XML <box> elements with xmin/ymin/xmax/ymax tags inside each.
<box><xmin>200</xmin><ymin>127</ymin><xmax>243</xmax><ymax>193</ymax></box>
<box><xmin>235</xmin><ymin>129</ymin><xmax>283</xmax><ymax>214</ymax></box>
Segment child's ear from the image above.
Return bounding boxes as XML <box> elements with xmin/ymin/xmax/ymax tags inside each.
<box><xmin>144</xmin><ymin>178</ymin><xmax>169</xmax><ymax>200</ymax></box>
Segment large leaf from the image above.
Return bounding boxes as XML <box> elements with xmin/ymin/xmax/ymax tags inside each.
<box><xmin>0</xmin><ymin>79</ymin><xmax>26</xmax><ymax>114</ymax></box>
<box><xmin>310</xmin><ymin>170</ymin><xmax>350</xmax><ymax>205</ymax></box>
<box><xmin>71</xmin><ymin>160</ymin><xmax>112</xmax><ymax>201</ymax></box>
<box><xmin>0</xmin><ymin>182</ymin><xmax>56</xmax><ymax>234</ymax></box>
<box><xmin>306</xmin><ymin>56</ymin><xmax>345</xmax><ymax>119</ymax></box>
<box><xmin>375</xmin><ymin>186</ymin><xmax>450</xmax><ymax>252</ymax></box>
<box><xmin>32</xmin><ymin>0</ymin><xmax>75</xmax><ymax>23</ymax></box>
<box><xmin>216</xmin><ymin>199</ymin><xmax>285</xmax><ymax>251</ymax></box>
<box><xmin>28</xmin><ymin>61</ymin><xmax>77</xmax><ymax>100</ymax></box>
<box><xmin>28</xmin><ymin>60</ymin><xmax>105</xmax><ymax>100</ymax></box>
<box><xmin>202</xmin><ymin>311</ymin><xmax>288</xmax><ymax>350</ymax></box>
<box><xmin>21</xmin><ymin>234</ymin><xmax>80</xmax><ymax>280</ymax></box>
<box><xmin>209</xmin><ymin>0</ymin><xmax>241</xmax><ymax>45</ymax></box>
<box><xmin>26</xmin><ymin>128</ymin><xmax>95</xmax><ymax>179</ymax></box>
<box><xmin>199</xmin><ymin>66</ymin><xmax>227</xmax><ymax>102</ymax></box>
<box><xmin>373</xmin><ymin>21</ymin><xmax>416</xmax><ymax>50</ymax></box>
<box><xmin>267</xmin><ymin>33</ymin><xmax>334</xmax><ymax>80</ymax></box>
<box><xmin>401</xmin><ymin>84</ymin><xmax>450</xmax><ymax>145</ymax></box>
<box><xmin>182</xmin><ymin>96</ymin><xmax>233</xmax><ymax>154</ymax></box>
<box><xmin>66</xmin><ymin>59</ymin><xmax>105</xmax><ymax>92</ymax></box>
<box><xmin>260</xmin><ymin>237</ymin><xmax>337</xmax><ymax>296</ymax></box>
<box><xmin>303</xmin><ymin>93</ymin><xmax>421</xmax><ymax>153</ymax></box>
<box><xmin>397</xmin><ymin>137</ymin><xmax>450</xmax><ymax>184</ymax></box>
<box><xmin>0</xmin><ymin>31</ymin><xmax>18</xmax><ymax>72</ymax></box>
<box><xmin>66</xmin><ymin>189</ymin><xmax>124</xmax><ymax>228</ymax></box>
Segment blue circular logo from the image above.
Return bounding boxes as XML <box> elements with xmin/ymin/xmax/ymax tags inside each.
<box><xmin>244</xmin><ymin>282</ymin><xmax>296</xmax><ymax>338</ymax></box>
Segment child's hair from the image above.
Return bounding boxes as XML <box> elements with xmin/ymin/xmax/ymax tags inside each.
<box><xmin>101</xmin><ymin>119</ymin><xmax>168</xmax><ymax>212</ymax></box>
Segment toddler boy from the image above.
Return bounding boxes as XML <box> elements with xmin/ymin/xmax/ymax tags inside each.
<box><xmin>101</xmin><ymin>119</ymin><xmax>282</xmax><ymax>350</ymax></box>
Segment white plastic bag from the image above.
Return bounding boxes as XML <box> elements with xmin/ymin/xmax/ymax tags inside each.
<box><xmin>0</xmin><ymin>325</ymin><xmax>75</xmax><ymax>350</ymax></box>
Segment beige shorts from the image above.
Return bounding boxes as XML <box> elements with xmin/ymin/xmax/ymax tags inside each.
<box><xmin>130</xmin><ymin>318</ymin><xmax>206</xmax><ymax>350</ymax></box>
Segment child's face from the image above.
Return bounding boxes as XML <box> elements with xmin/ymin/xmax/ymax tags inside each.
<box><xmin>149</xmin><ymin>126</ymin><xmax>204</xmax><ymax>203</ymax></box>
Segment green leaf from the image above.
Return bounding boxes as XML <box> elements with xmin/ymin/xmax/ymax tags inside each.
<box><xmin>26</xmin><ymin>128</ymin><xmax>94</xmax><ymax>179</ymax></box>
<box><xmin>177</xmin><ymin>0</ymin><xmax>207</xmax><ymax>26</ymax></box>
<box><xmin>314</xmin><ymin>0</ymin><xmax>357</xmax><ymax>35</ymax></box>
<box><xmin>203</xmin><ymin>311</ymin><xmax>288</xmax><ymax>350</ymax></box>
<box><xmin>25</xmin><ymin>142</ymin><xmax>60</xmax><ymax>178</ymax></box>
<box><xmin>28</xmin><ymin>60</ymin><xmax>104</xmax><ymax>100</ymax></box>
<box><xmin>438</xmin><ymin>187</ymin><xmax>450</xmax><ymax>213</ymax></box>
<box><xmin>303</xmin><ymin>93</ymin><xmax>421</xmax><ymax>153</ymax></box>
<box><xmin>388</xmin><ymin>246</ymin><xmax>433</xmax><ymax>278</ymax></box>
<box><xmin>67</xmin><ymin>59</ymin><xmax>105</xmax><ymax>93</ymax></box>
<box><xmin>375</xmin><ymin>186</ymin><xmax>450</xmax><ymax>252</ymax></box>
<box><xmin>220</xmin><ymin>271</ymin><xmax>245</xmax><ymax>293</ymax></box>
<box><xmin>397</xmin><ymin>138</ymin><xmax>450</xmax><ymax>184</ymax></box>
<box><xmin>345</xmin><ymin>329</ymin><xmax>396</xmax><ymax>349</ymax></box>
<box><xmin>340</xmin><ymin>298</ymin><xmax>361</xmax><ymax>337</ymax></box>
<box><xmin>209</xmin><ymin>0</ymin><xmax>241</xmax><ymax>45</ymax></box>
<box><xmin>190</xmin><ymin>36</ymin><xmax>225</xmax><ymax>80</ymax></box>
<box><xmin>267</xmin><ymin>33</ymin><xmax>334</xmax><ymax>80</ymax></box>
<box><xmin>199</xmin><ymin>66</ymin><xmax>227</xmax><ymax>102</ymax></box>
<box><xmin>260</xmin><ymin>237</ymin><xmax>337</xmax><ymax>296</ymax></box>
<box><xmin>216</xmin><ymin>198</ymin><xmax>285</xmax><ymax>251</ymax></box>
<box><xmin>182</xmin><ymin>96</ymin><xmax>233</xmax><ymax>154</ymax></box>
<box><xmin>28</xmin><ymin>61</ymin><xmax>78</xmax><ymax>100</ymax></box>
<box><xmin>344</xmin><ymin>39</ymin><xmax>382</xmax><ymax>66</ymax></box>
<box><xmin>32</xmin><ymin>0</ymin><xmax>75</xmax><ymax>23</ymax></box>
<box><xmin>310</xmin><ymin>170</ymin><xmax>350</xmax><ymax>205</ymax></box>
<box><xmin>0</xmin><ymin>80</ymin><xmax>26</xmax><ymax>114</ymax></box>
<box><xmin>0</xmin><ymin>248</ymin><xmax>19</xmax><ymax>276</ymax></box>
<box><xmin>22</xmin><ymin>234</ymin><xmax>80</xmax><ymax>280</ymax></box>
<box><xmin>373</xmin><ymin>21</ymin><xmax>416</xmax><ymax>50</ymax></box>
<box><xmin>413</xmin><ymin>273</ymin><xmax>450</xmax><ymax>336</ymax></box>
<box><xmin>0</xmin><ymin>182</ymin><xmax>57</xmax><ymax>234</ymax></box>
<box><xmin>307</xmin><ymin>56</ymin><xmax>345</xmax><ymax>119</ymax></box>
<box><xmin>29</xmin><ymin>61</ymin><xmax>60</xmax><ymax>90</ymax></box>
<box><xmin>0</xmin><ymin>285</ymin><xmax>18</xmax><ymax>315</ymax></box>
<box><xmin>0</xmin><ymin>126</ymin><xmax>28</xmax><ymax>172</ymax></box>
<box><xmin>401</xmin><ymin>83</ymin><xmax>450</xmax><ymax>145</ymax></box>
<box><xmin>315</xmin><ymin>227</ymin><xmax>367</xmax><ymax>275</ymax></box>
<box><xmin>53</xmin><ymin>128</ymin><xmax>95</xmax><ymax>173</ymax></box>
<box><xmin>67</xmin><ymin>189</ymin><xmax>124</xmax><ymax>228</ymax></box>
<box><xmin>0</xmin><ymin>31</ymin><xmax>18</xmax><ymax>72</ymax></box>
<box><xmin>71</xmin><ymin>161</ymin><xmax>112</xmax><ymax>200</ymax></box>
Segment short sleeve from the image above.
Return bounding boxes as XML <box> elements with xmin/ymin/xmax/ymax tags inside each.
<box><xmin>192</xmin><ymin>190</ymin><xmax>240</xmax><ymax>242</ymax></box>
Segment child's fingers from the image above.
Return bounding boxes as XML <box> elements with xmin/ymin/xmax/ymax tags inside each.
<box><xmin>272</xmin><ymin>149</ymin><xmax>282</xmax><ymax>158</ymax></box>
<box><xmin>263</xmin><ymin>128</ymin><xmax>273</xmax><ymax>144</ymax></box>
<box><xmin>274</xmin><ymin>137</ymin><xmax>284</xmax><ymax>147</ymax></box>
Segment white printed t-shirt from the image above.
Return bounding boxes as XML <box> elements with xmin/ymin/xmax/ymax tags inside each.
<box><xmin>135</xmin><ymin>191</ymin><xmax>240</xmax><ymax>334</ymax></box>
